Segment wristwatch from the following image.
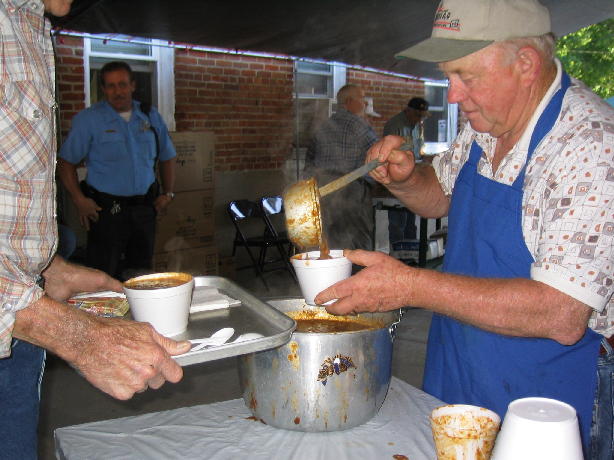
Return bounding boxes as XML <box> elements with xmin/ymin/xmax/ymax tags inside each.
<box><xmin>165</xmin><ymin>192</ymin><xmax>175</xmax><ymax>199</ymax></box>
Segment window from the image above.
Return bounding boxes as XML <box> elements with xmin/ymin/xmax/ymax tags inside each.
<box><xmin>290</xmin><ymin>61</ymin><xmax>346</xmax><ymax>175</ymax></box>
<box><xmin>84</xmin><ymin>35</ymin><xmax>176</xmax><ymax>130</ymax></box>
<box><xmin>422</xmin><ymin>82</ymin><xmax>457</xmax><ymax>153</ymax></box>
<box><xmin>295</xmin><ymin>61</ymin><xmax>335</xmax><ymax>98</ymax></box>
<box><xmin>293</xmin><ymin>61</ymin><xmax>345</xmax><ymax>146</ymax></box>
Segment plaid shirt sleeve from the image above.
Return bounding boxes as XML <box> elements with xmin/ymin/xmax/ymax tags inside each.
<box><xmin>0</xmin><ymin>1</ymin><xmax>58</xmax><ymax>357</ymax></box>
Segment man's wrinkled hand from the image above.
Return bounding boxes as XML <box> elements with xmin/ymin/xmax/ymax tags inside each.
<box><xmin>367</xmin><ymin>135</ymin><xmax>416</xmax><ymax>186</ymax></box>
<box><xmin>154</xmin><ymin>194</ymin><xmax>172</xmax><ymax>214</ymax></box>
<box><xmin>71</xmin><ymin>316</ymin><xmax>191</xmax><ymax>400</ymax></box>
<box><xmin>315</xmin><ymin>249</ymin><xmax>414</xmax><ymax>315</ymax></box>
<box><xmin>76</xmin><ymin>196</ymin><xmax>101</xmax><ymax>230</ymax></box>
<box><xmin>43</xmin><ymin>256</ymin><xmax>123</xmax><ymax>301</ymax></box>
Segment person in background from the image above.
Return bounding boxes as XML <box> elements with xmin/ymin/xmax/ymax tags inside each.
<box><xmin>382</xmin><ymin>97</ymin><xmax>431</xmax><ymax>246</ymax></box>
<box><xmin>383</xmin><ymin>97</ymin><xmax>430</xmax><ymax>159</ymax></box>
<box><xmin>304</xmin><ymin>84</ymin><xmax>378</xmax><ymax>251</ymax></box>
<box><xmin>58</xmin><ymin>61</ymin><xmax>176</xmax><ymax>280</ymax></box>
<box><xmin>315</xmin><ymin>1</ymin><xmax>613</xmax><ymax>458</ymax></box>
<box><xmin>0</xmin><ymin>3</ymin><xmax>190</xmax><ymax>458</ymax></box>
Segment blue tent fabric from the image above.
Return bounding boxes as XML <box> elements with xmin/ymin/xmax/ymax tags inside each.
<box><xmin>606</xmin><ymin>97</ymin><xmax>614</xmax><ymax>107</ymax></box>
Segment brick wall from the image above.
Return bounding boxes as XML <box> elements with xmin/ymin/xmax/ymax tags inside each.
<box><xmin>54</xmin><ymin>34</ymin><xmax>426</xmax><ymax>171</ymax></box>
<box><xmin>174</xmin><ymin>49</ymin><xmax>295</xmax><ymax>172</ymax></box>
<box><xmin>54</xmin><ymin>35</ymin><xmax>86</xmax><ymax>139</ymax></box>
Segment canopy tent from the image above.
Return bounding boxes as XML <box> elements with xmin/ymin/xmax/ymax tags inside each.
<box><xmin>51</xmin><ymin>0</ymin><xmax>614</xmax><ymax>80</ymax></box>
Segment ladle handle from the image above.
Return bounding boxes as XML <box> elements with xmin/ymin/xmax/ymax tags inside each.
<box><xmin>318</xmin><ymin>159</ymin><xmax>383</xmax><ymax>197</ymax></box>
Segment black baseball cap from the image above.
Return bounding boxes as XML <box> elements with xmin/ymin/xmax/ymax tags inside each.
<box><xmin>408</xmin><ymin>97</ymin><xmax>429</xmax><ymax>111</ymax></box>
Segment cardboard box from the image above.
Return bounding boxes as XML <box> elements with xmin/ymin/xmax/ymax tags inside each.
<box><xmin>170</xmin><ymin>131</ymin><xmax>215</xmax><ymax>192</ymax></box>
<box><xmin>153</xmin><ymin>245</ymin><xmax>218</xmax><ymax>276</ymax></box>
<box><xmin>154</xmin><ymin>189</ymin><xmax>215</xmax><ymax>253</ymax></box>
<box><xmin>218</xmin><ymin>256</ymin><xmax>236</xmax><ymax>280</ymax></box>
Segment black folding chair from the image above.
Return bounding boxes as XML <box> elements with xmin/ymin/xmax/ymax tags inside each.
<box><xmin>260</xmin><ymin>196</ymin><xmax>297</xmax><ymax>282</ymax></box>
<box><xmin>227</xmin><ymin>199</ymin><xmax>295</xmax><ymax>288</ymax></box>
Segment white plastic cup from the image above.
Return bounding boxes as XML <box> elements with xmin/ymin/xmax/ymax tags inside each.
<box><xmin>290</xmin><ymin>250</ymin><xmax>352</xmax><ymax>305</ymax></box>
<box><xmin>431</xmin><ymin>404</ymin><xmax>501</xmax><ymax>460</ymax></box>
<box><xmin>123</xmin><ymin>272</ymin><xmax>194</xmax><ymax>337</ymax></box>
<box><xmin>490</xmin><ymin>397</ymin><xmax>583</xmax><ymax>460</ymax></box>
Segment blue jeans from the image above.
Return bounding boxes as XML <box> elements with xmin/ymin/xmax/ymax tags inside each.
<box><xmin>0</xmin><ymin>339</ymin><xmax>46</xmax><ymax>460</ymax></box>
<box><xmin>590</xmin><ymin>337</ymin><xmax>614</xmax><ymax>460</ymax></box>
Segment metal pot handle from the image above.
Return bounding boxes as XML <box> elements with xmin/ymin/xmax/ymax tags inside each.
<box><xmin>388</xmin><ymin>307</ymin><xmax>405</xmax><ymax>341</ymax></box>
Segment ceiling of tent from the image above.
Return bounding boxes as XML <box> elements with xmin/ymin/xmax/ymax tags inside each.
<box><xmin>51</xmin><ymin>0</ymin><xmax>614</xmax><ymax>80</ymax></box>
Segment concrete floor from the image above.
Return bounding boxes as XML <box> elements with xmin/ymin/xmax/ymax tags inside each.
<box><xmin>38</xmin><ymin>264</ymin><xmax>433</xmax><ymax>459</ymax></box>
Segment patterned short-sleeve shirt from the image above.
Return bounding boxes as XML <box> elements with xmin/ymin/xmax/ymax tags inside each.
<box><xmin>0</xmin><ymin>0</ymin><xmax>57</xmax><ymax>357</ymax></box>
<box><xmin>433</xmin><ymin>61</ymin><xmax>614</xmax><ymax>338</ymax></box>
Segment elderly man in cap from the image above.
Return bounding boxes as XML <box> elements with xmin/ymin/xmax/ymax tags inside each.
<box><xmin>304</xmin><ymin>84</ymin><xmax>378</xmax><ymax>251</ymax></box>
<box><xmin>383</xmin><ymin>97</ymin><xmax>431</xmax><ymax>245</ymax></box>
<box><xmin>0</xmin><ymin>3</ymin><xmax>190</xmax><ymax>458</ymax></box>
<box><xmin>383</xmin><ymin>97</ymin><xmax>430</xmax><ymax>160</ymax></box>
<box><xmin>315</xmin><ymin>1</ymin><xmax>614</xmax><ymax>458</ymax></box>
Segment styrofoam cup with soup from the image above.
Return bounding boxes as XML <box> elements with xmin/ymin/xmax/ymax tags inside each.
<box><xmin>290</xmin><ymin>250</ymin><xmax>352</xmax><ymax>305</ymax></box>
<box><xmin>123</xmin><ymin>272</ymin><xmax>194</xmax><ymax>337</ymax></box>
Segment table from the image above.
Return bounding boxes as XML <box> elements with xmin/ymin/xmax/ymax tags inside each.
<box><xmin>373</xmin><ymin>197</ymin><xmax>444</xmax><ymax>266</ymax></box>
<box><xmin>55</xmin><ymin>377</ymin><xmax>443</xmax><ymax>460</ymax></box>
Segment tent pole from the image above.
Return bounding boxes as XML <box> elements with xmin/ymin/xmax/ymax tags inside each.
<box><xmin>293</xmin><ymin>60</ymin><xmax>300</xmax><ymax>182</ymax></box>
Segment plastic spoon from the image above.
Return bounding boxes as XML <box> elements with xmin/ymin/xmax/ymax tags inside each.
<box><xmin>232</xmin><ymin>332</ymin><xmax>264</xmax><ymax>343</ymax></box>
<box><xmin>189</xmin><ymin>327</ymin><xmax>235</xmax><ymax>352</ymax></box>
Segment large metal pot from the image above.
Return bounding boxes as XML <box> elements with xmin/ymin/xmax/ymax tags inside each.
<box><xmin>238</xmin><ymin>298</ymin><xmax>401</xmax><ymax>432</ymax></box>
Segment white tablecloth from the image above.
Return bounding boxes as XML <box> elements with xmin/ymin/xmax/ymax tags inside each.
<box><xmin>55</xmin><ymin>377</ymin><xmax>443</xmax><ymax>460</ymax></box>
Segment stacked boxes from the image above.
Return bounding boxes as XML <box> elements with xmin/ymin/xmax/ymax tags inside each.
<box><xmin>153</xmin><ymin>132</ymin><xmax>218</xmax><ymax>275</ymax></box>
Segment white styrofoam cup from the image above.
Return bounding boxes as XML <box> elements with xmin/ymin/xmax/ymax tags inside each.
<box><xmin>123</xmin><ymin>272</ymin><xmax>194</xmax><ymax>337</ymax></box>
<box><xmin>290</xmin><ymin>250</ymin><xmax>352</xmax><ymax>305</ymax></box>
<box><xmin>490</xmin><ymin>397</ymin><xmax>583</xmax><ymax>460</ymax></box>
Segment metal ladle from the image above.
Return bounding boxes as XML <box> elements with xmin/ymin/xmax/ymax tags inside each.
<box><xmin>283</xmin><ymin>159</ymin><xmax>382</xmax><ymax>249</ymax></box>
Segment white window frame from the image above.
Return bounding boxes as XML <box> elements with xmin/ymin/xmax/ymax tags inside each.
<box><xmin>293</xmin><ymin>61</ymin><xmax>346</xmax><ymax>101</ymax></box>
<box><xmin>83</xmin><ymin>35</ymin><xmax>176</xmax><ymax>130</ymax></box>
<box><xmin>289</xmin><ymin>61</ymin><xmax>347</xmax><ymax>177</ymax></box>
<box><xmin>424</xmin><ymin>80</ymin><xmax>458</xmax><ymax>153</ymax></box>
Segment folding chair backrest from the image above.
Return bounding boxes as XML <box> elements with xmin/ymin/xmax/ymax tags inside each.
<box><xmin>228</xmin><ymin>199</ymin><xmax>263</xmax><ymax>223</ymax></box>
<box><xmin>260</xmin><ymin>196</ymin><xmax>286</xmax><ymax>237</ymax></box>
<box><xmin>261</xmin><ymin>196</ymin><xmax>283</xmax><ymax>216</ymax></box>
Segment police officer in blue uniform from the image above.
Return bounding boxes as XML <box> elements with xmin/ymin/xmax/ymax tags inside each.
<box><xmin>58</xmin><ymin>61</ymin><xmax>176</xmax><ymax>279</ymax></box>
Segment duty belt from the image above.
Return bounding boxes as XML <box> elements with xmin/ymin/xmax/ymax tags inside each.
<box><xmin>81</xmin><ymin>182</ymin><xmax>156</xmax><ymax>214</ymax></box>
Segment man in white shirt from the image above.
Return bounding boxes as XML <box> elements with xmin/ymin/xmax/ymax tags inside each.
<box><xmin>315</xmin><ymin>1</ymin><xmax>613</xmax><ymax>458</ymax></box>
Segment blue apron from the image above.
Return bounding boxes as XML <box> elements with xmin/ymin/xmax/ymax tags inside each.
<box><xmin>423</xmin><ymin>72</ymin><xmax>600</xmax><ymax>453</ymax></box>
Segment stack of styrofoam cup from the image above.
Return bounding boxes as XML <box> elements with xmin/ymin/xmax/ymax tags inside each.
<box><xmin>491</xmin><ymin>397</ymin><xmax>583</xmax><ymax>460</ymax></box>
<box><xmin>290</xmin><ymin>250</ymin><xmax>352</xmax><ymax>305</ymax></box>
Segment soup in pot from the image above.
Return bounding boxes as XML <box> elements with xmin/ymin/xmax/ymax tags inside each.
<box><xmin>287</xmin><ymin>309</ymin><xmax>384</xmax><ymax>333</ymax></box>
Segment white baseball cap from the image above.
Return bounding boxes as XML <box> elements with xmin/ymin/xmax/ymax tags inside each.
<box><xmin>365</xmin><ymin>97</ymin><xmax>381</xmax><ymax>117</ymax></box>
<box><xmin>397</xmin><ymin>0</ymin><xmax>551</xmax><ymax>62</ymax></box>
